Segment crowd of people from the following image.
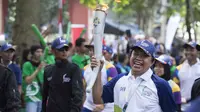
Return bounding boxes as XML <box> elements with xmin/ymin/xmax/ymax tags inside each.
<box><xmin>0</xmin><ymin>29</ymin><xmax>200</xmax><ymax>112</ymax></box>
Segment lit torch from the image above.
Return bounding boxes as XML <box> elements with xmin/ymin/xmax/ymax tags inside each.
<box><xmin>85</xmin><ymin>4</ymin><xmax>109</xmax><ymax>93</ymax></box>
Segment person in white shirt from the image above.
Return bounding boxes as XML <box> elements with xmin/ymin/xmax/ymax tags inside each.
<box><xmin>82</xmin><ymin>45</ymin><xmax>118</xmax><ymax>112</ymax></box>
<box><xmin>178</xmin><ymin>42</ymin><xmax>200</xmax><ymax>110</ymax></box>
<box><xmin>91</xmin><ymin>40</ymin><xmax>176</xmax><ymax>112</ymax></box>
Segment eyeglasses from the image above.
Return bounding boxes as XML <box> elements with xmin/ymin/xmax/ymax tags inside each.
<box><xmin>132</xmin><ymin>50</ymin><xmax>150</xmax><ymax>58</ymax></box>
<box><xmin>57</xmin><ymin>47</ymin><xmax>68</xmax><ymax>52</ymax></box>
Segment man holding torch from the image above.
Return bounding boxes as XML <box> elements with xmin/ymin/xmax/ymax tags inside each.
<box><xmin>91</xmin><ymin>40</ymin><xmax>177</xmax><ymax>112</ymax></box>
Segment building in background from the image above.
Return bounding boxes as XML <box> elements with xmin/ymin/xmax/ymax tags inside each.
<box><xmin>68</xmin><ymin>0</ymin><xmax>93</xmax><ymax>44</ymax></box>
<box><xmin>0</xmin><ymin>0</ymin><xmax>8</xmax><ymax>35</ymax></box>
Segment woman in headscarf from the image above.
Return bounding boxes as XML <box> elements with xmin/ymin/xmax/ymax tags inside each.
<box><xmin>154</xmin><ymin>54</ymin><xmax>182</xmax><ymax>112</ymax></box>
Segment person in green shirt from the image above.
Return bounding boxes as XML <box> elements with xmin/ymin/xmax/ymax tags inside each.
<box><xmin>22</xmin><ymin>45</ymin><xmax>45</xmax><ymax>112</ymax></box>
<box><xmin>72</xmin><ymin>38</ymin><xmax>90</xmax><ymax>69</ymax></box>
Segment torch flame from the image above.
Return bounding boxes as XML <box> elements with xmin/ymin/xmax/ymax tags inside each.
<box><xmin>96</xmin><ymin>3</ymin><xmax>109</xmax><ymax>12</ymax></box>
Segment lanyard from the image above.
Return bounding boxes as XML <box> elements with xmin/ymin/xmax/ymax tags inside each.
<box><xmin>123</xmin><ymin>78</ymin><xmax>143</xmax><ymax>112</ymax></box>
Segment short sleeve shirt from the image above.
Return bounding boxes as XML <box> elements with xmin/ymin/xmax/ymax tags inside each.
<box><xmin>22</xmin><ymin>61</ymin><xmax>44</xmax><ymax>102</ymax></box>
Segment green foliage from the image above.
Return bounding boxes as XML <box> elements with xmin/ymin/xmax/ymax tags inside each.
<box><xmin>167</xmin><ymin>0</ymin><xmax>186</xmax><ymax>17</ymax></box>
<box><xmin>40</xmin><ymin>0</ymin><xmax>58</xmax><ymax>24</ymax></box>
<box><xmin>192</xmin><ymin>0</ymin><xmax>200</xmax><ymax>21</ymax></box>
<box><xmin>167</xmin><ymin>0</ymin><xmax>200</xmax><ymax>21</ymax></box>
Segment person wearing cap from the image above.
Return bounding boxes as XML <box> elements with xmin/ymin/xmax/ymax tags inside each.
<box><xmin>72</xmin><ymin>38</ymin><xmax>90</xmax><ymax>69</ymax></box>
<box><xmin>0</xmin><ymin>43</ymin><xmax>22</xmax><ymax>93</ymax></box>
<box><xmin>103</xmin><ymin>45</ymin><xmax>113</xmax><ymax>62</ymax></box>
<box><xmin>82</xmin><ymin>44</ymin><xmax>118</xmax><ymax>112</ymax></box>
<box><xmin>22</xmin><ymin>45</ymin><xmax>45</xmax><ymax>112</ymax></box>
<box><xmin>155</xmin><ymin>43</ymin><xmax>165</xmax><ymax>57</ymax></box>
<box><xmin>0</xmin><ymin>44</ymin><xmax>21</xmax><ymax>111</ymax></box>
<box><xmin>154</xmin><ymin>54</ymin><xmax>181</xmax><ymax>111</ymax></box>
<box><xmin>155</xmin><ymin>43</ymin><xmax>180</xmax><ymax>86</ymax></box>
<box><xmin>42</xmin><ymin>38</ymin><xmax>83</xmax><ymax>112</ymax></box>
<box><xmin>0</xmin><ymin>43</ymin><xmax>16</xmax><ymax>66</ymax></box>
<box><xmin>190</xmin><ymin>44</ymin><xmax>200</xmax><ymax>101</ymax></box>
<box><xmin>91</xmin><ymin>40</ymin><xmax>176</xmax><ymax>112</ymax></box>
<box><xmin>178</xmin><ymin>42</ymin><xmax>200</xmax><ymax>110</ymax></box>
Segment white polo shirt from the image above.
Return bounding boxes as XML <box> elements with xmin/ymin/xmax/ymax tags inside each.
<box><xmin>178</xmin><ymin>59</ymin><xmax>200</xmax><ymax>100</ymax></box>
<box><xmin>102</xmin><ymin>69</ymin><xmax>176</xmax><ymax>112</ymax></box>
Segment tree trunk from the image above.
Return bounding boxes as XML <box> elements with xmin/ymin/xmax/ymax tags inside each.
<box><xmin>185</xmin><ymin>0</ymin><xmax>192</xmax><ymax>42</ymax></box>
<box><xmin>12</xmin><ymin>0</ymin><xmax>40</xmax><ymax>58</ymax></box>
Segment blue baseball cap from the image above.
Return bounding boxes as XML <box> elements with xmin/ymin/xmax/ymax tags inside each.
<box><xmin>183</xmin><ymin>41</ymin><xmax>200</xmax><ymax>51</ymax></box>
<box><xmin>131</xmin><ymin>40</ymin><xmax>156</xmax><ymax>58</ymax></box>
<box><xmin>103</xmin><ymin>45</ymin><xmax>113</xmax><ymax>54</ymax></box>
<box><xmin>155</xmin><ymin>44</ymin><xmax>165</xmax><ymax>53</ymax></box>
<box><xmin>155</xmin><ymin>54</ymin><xmax>172</xmax><ymax>66</ymax></box>
<box><xmin>0</xmin><ymin>43</ymin><xmax>15</xmax><ymax>52</ymax></box>
<box><xmin>51</xmin><ymin>37</ymin><xmax>68</xmax><ymax>49</ymax></box>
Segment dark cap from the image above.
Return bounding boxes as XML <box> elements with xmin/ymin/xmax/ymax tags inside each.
<box><xmin>51</xmin><ymin>37</ymin><xmax>68</xmax><ymax>49</ymax></box>
<box><xmin>0</xmin><ymin>43</ymin><xmax>15</xmax><ymax>52</ymax></box>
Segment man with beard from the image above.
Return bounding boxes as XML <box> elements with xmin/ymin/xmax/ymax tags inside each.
<box><xmin>42</xmin><ymin>38</ymin><xmax>83</xmax><ymax>112</ymax></box>
<box><xmin>91</xmin><ymin>40</ymin><xmax>176</xmax><ymax>112</ymax></box>
<box><xmin>178</xmin><ymin>42</ymin><xmax>200</xmax><ymax>110</ymax></box>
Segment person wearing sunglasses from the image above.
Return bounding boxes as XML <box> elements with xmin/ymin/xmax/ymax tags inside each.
<box><xmin>42</xmin><ymin>37</ymin><xmax>83</xmax><ymax>112</ymax></box>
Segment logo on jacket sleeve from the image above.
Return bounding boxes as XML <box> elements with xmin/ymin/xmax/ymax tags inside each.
<box><xmin>63</xmin><ymin>74</ymin><xmax>71</xmax><ymax>83</ymax></box>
